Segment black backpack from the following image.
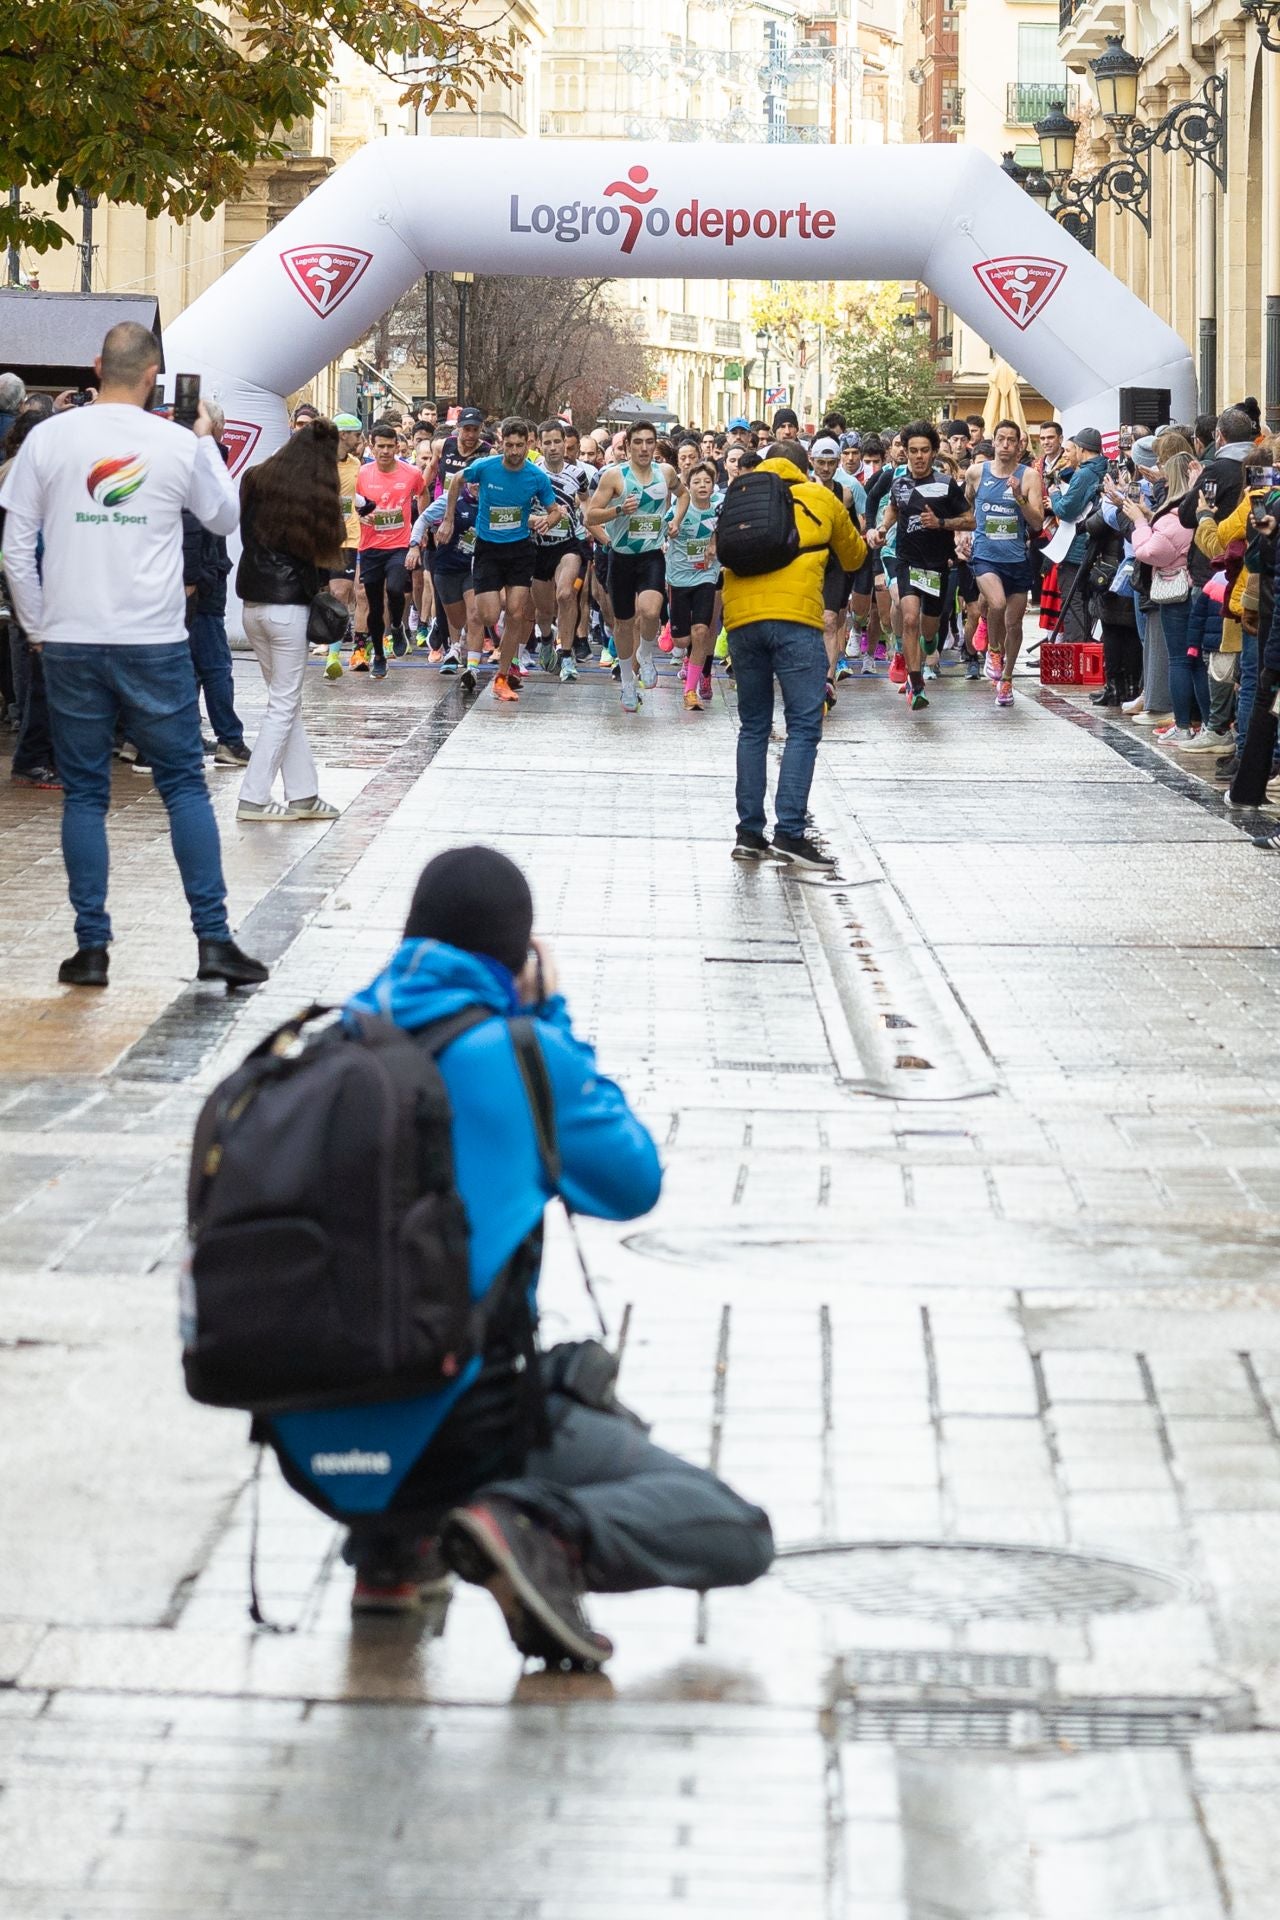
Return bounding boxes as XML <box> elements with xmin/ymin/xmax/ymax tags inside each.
<box><xmin>715</xmin><ymin>469</ymin><xmax>825</xmax><ymax>577</ymax></box>
<box><xmin>183</xmin><ymin>1003</ymin><xmax>553</xmax><ymax>1415</ymax></box>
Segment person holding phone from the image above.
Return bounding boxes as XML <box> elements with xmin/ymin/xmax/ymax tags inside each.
<box><xmin>0</xmin><ymin>320</ymin><xmax>266</xmax><ymax>990</ymax></box>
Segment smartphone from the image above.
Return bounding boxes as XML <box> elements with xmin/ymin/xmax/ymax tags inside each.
<box><xmin>1201</xmin><ymin>477</ymin><xmax>1218</xmax><ymax>508</ymax></box>
<box><xmin>173</xmin><ymin>372</ymin><xmax>201</xmax><ymax>431</ymax></box>
<box><xmin>71</xmin><ymin>387</ymin><xmax>93</xmax><ymax>408</ymax></box>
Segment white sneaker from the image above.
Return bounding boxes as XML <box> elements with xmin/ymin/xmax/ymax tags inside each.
<box><xmin>559</xmin><ymin>656</ymin><xmax>579</xmax><ymax>682</ymax></box>
<box><xmin>1120</xmin><ymin>694</ymin><xmax>1144</xmax><ymax>715</ymax></box>
<box><xmin>1134</xmin><ymin>710</ymin><xmax>1173</xmax><ymax>727</ymax></box>
<box><xmin>637</xmin><ymin>649</ymin><xmax>658</xmax><ymax>691</ymax></box>
<box><xmin>1180</xmin><ymin>730</ymin><xmax>1229</xmax><ymax>754</ymax></box>
<box><xmin>1161</xmin><ymin>727</ymin><xmax>1201</xmax><ymax>747</ymax></box>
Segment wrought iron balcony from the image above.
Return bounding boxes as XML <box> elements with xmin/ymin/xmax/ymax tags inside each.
<box><xmin>1007</xmin><ymin>81</ymin><xmax>1080</xmax><ymax>125</ymax></box>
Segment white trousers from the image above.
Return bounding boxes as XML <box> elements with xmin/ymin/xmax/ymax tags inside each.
<box><xmin>240</xmin><ymin>602</ymin><xmax>318</xmax><ymax>807</ymax></box>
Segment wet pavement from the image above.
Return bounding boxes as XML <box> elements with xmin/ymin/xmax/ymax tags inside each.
<box><xmin>3</xmin><ymin>645</ymin><xmax>1280</xmax><ymax>1916</ymax></box>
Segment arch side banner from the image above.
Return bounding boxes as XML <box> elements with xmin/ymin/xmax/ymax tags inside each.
<box><xmin>164</xmin><ymin>138</ymin><xmax>1195</xmax><ymax>468</ymax></box>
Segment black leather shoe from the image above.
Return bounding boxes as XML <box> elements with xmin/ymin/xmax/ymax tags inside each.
<box><xmin>58</xmin><ymin>947</ymin><xmax>109</xmax><ymax>988</ymax></box>
<box><xmin>1090</xmin><ymin>681</ymin><xmax>1120</xmax><ymax>707</ymax></box>
<box><xmin>196</xmin><ymin>938</ymin><xmax>269</xmax><ymax>989</ymax></box>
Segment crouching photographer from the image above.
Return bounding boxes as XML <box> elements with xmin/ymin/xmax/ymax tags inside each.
<box><xmin>184</xmin><ymin>846</ymin><xmax>774</xmax><ymax>1669</ymax></box>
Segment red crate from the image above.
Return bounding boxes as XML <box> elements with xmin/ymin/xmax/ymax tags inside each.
<box><xmin>1077</xmin><ymin>640</ymin><xmax>1105</xmax><ymax>685</ymax></box>
<box><xmin>1039</xmin><ymin>641</ymin><xmax>1078</xmax><ymax>684</ymax></box>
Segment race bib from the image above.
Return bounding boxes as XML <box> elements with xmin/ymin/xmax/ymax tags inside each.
<box><xmin>459</xmin><ymin>526</ymin><xmax>477</xmax><ymax>554</ymax></box>
<box><xmin>340</xmin><ymin>495</ymin><xmax>355</xmax><ymax>513</ymax></box>
<box><xmin>908</xmin><ymin>566</ymin><xmax>942</xmax><ymax>598</ymax></box>
<box><xmin>629</xmin><ymin>513</ymin><xmax>663</xmax><ymax>538</ymax></box>
<box><xmin>372</xmin><ymin>508</ymin><xmax>403</xmax><ymax>531</ymax></box>
<box><xmin>489</xmin><ymin>504</ymin><xmax>523</xmax><ymax>530</ymax></box>
<box><xmin>983</xmin><ymin>511</ymin><xmax>1019</xmax><ymax>542</ymax></box>
<box><xmin>685</xmin><ymin>538</ymin><xmax>709</xmax><ymax>561</ymax></box>
<box><xmin>540</xmin><ymin>520</ymin><xmax>570</xmax><ymax>542</ymax></box>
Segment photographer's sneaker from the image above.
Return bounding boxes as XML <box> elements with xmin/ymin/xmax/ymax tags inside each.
<box><xmin>731</xmin><ymin>828</ymin><xmax>773</xmax><ymax>863</ymax></box>
<box><xmin>442</xmin><ymin>1497</ymin><xmax>613</xmax><ymax>1669</ymax></box>
<box><xmin>351</xmin><ymin>1539</ymin><xmax>453</xmax><ymax>1615</ymax></box>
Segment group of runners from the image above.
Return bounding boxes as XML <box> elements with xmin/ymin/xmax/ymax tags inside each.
<box><xmin>316</xmin><ymin>400</ymin><xmax>1053</xmax><ymax>716</ymax></box>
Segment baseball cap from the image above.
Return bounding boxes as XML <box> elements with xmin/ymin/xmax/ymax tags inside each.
<box><xmin>458</xmin><ymin>407</ymin><xmax>485</xmax><ymax>427</ymax></box>
<box><xmin>810</xmin><ymin>437</ymin><xmax>841</xmax><ymax>461</ymax></box>
<box><xmin>728</xmin><ymin>416</ymin><xmax>750</xmax><ymax>431</ymax></box>
<box><xmin>1070</xmin><ymin>426</ymin><xmax>1103</xmax><ymax>454</ymax></box>
<box><xmin>838</xmin><ymin>431</ymin><xmax>862</xmax><ymax>450</ymax></box>
<box><xmin>332</xmin><ymin>412</ymin><xmax>362</xmax><ymax>431</ymax></box>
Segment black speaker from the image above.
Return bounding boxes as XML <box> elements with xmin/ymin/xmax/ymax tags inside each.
<box><xmin>1118</xmin><ymin>387</ymin><xmax>1173</xmax><ymax>431</ymax></box>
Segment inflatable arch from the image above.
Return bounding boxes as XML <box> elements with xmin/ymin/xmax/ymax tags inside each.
<box><xmin>165</xmin><ymin>138</ymin><xmax>1196</xmax><ymax>472</ymax></box>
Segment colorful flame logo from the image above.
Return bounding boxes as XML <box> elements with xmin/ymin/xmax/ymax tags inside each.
<box><xmin>86</xmin><ymin>455</ymin><xmax>148</xmax><ymax>508</ymax></box>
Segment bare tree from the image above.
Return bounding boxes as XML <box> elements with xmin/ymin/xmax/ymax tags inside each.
<box><xmin>380</xmin><ymin>276</ymin><xmax>652</xmax><ymax>423</ymax></box>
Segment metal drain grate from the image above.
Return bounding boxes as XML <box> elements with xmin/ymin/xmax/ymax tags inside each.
<box><xmin>776</xmin><ymin>1540</ymin><xmax>1187</xmax><ymax>1622</ymax></box>
<box><xmin>835</xmin><ymin>1696</ymin><xmax>1247</xmax><ymax>1751</ymax></box>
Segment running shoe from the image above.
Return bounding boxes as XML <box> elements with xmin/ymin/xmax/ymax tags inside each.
<box><xmin>657</xmin><ymin>624</ymin><xmax>674</xmax><ymax>654</ymax></box>
<box><xmin>699</xmin><ymin>672</ymin><xmax>714</xmax><ymax>703</ymax></box>
<box><xmin>10</xmin><ymin>765</ymin><xmax>61</xmax><ymax>789</ymax></box>
<box><xmin>834</xmin><ymin>659</ymin><xmax>853</xmax><ymax>683</ymax></box>
<box><xmin>371</xmin><ymin>657</ymin><xmax>388</xmax><ymax>681</ymax></box>
<box><xmin>559</xmin><ymin>656</ymin><xmax>579</xmax><ymax>683</ymax></box>
<box><xmin>1181</xmin><ymin>728</ymin><xmax>1231</xmax><ymax>754</ymax></box>
<box><xmin>459</xmin><ymin>665</ymin><xmax>478</xmax><ymax>692</ymax></box>
<box><xmin>637</xmin><ymin>650</ymin><xmax>658</xmax><ymax>691</ymax></box>
<box><xmin>984</xmin><ymin>652</ymin><xmax>1003</xmax><ymax>682</ymax></box>
<box><xmin>390</xmin><ymin>625</ymin><xmax>409</xmax><ymax>658</ymax></box>
<box><xmin>415</xmin><ymin>631</ymin><xmax>431</xmax><ymax>651</ymax></box>
<box><xmin>539</xmin><ymin>641</ymin><xmax>558</xmax><ymax>676</ymax></box>
<box><xmin>874</xmin><ymin>640</ymin><xmax>887</xmax><ymax>663</ymax></box>
<box><xmin>352</xmin><ymin>1540</ymin><xmax>453</xmax><ymax>1615</ymax></box>
<box><xmin>910</xmin><ymin>687</ymin><xmax>930</xmax><ymax>711</ymax></box>
<box><xmin>995</xmin><ymin>683</ymin><xmax>1014</xmax><ymax>709</ymax></box>
<box><xmin>440</xmin><ymin>648</ymin><xmax>460</xmax><ymax>674</ymax></box>
<box><xmin>683</xmin><ymin>687</ymin><xmax>703</xmax><ymax>710</ymax></box>
<box><xmin>507</xmin><ymin>661</ymin><xmax>524</xmax><ymax>686</ymax></box>
<box><xmin>888</xmin><ymin>653</ymin><xmax>907</xmax><ymax>685</ymax></box>
<box><xmin>1160</xmin><ymin>726</ymin><xmax>1201</xmax><ymax>745</ymax></box>
<box><xmin>522</xmin><ymin>642</ymin><xmax>539</xmax><ymax>669</ymax></box>
<box><xmin>923</xmin><ymin>663</ymin><xmax>938</xmax><ymax>682</ymax></box>
<box><xmin>324</xmin><ymin>650</ymin><xmax>343</xmax><ymax>681</ymax></box>
<box><xmin>823</xmin><ymin>679</ymin><xmax>837</xmax><ymax>714</ymax></box>
<box><xmin>494</xmin><ymin>674</ymin><xmax>519</xmax><ymax>703</ymax></box>
<box><xmin>441</xmin><ymin>1497</ymin><xmax>612</xmax><ymax>1670</ymax></box>
<box><xmin>350</xmin><ymin>645</ymin><xmax>370</xmax><ymax>673</ymax></box>
<box><xmin>860</xmin><ymin>657</ymin><xmax>877</xmax><ymax>677</ymax></box>
<box><xmin>213</xmin><ymin>741</ymin><xmax>251</xmax><ymax>767</ymax></box>
<box><xmin>573</xmin><ymin>637</ymin><xmax>591</xmax><ymax>663</ymax></box>
<box><xmin>620</xmin><ymin>682</ymin><xmax>642</xmax><ymax>713</ymax></box>
<box><xmin>964</xmin><ymin>658</ymin><xmax>982</xmax><ymax>681</ymax></box>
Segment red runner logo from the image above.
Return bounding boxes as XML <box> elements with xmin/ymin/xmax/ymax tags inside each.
<box><xmin>973</xmin><ymin>256</ymin><xmax>1065</xmax><ymax>332</ymax></box>
<box><xmin>281</xmin><ymin>245</ymin><xmax>372</xmax><ymax>318</ymax></box>
<box><xmin>221</xmin><ymin>421</ymin><xmax>262</xmax><ymax>476</ymax></box>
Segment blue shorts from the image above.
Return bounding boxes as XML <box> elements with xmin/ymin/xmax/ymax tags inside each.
<box><xmin>972</xmin><ymin>556</ymin><xmax>1034</xmax><ymax>596</ymax></box>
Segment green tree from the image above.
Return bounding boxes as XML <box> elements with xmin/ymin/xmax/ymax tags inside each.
<box><xmin>1</xmin><ymin>0</ymin><xmax>524</xmax><ymax>256</ymax></box>
<box><xmin>829</xmin><ymin>287</ymin><xmax>940</xmax><ymax>433</ymax></box>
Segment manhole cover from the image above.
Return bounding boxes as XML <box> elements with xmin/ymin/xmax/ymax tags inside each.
<box><xmin>776</xmin><ymin>1541</ymin><xmax>1187</xmax><ymax>1622</ymax></box>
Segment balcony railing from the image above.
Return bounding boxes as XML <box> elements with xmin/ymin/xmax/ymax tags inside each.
<box><xmin>1007</xmin><ymin>81</ymin><xmax>1080</xmax><ymax>125</ymax></box>
<box><xmin>1059</xmin><ymin>0</ymin><xmax>1078</xmax><ymax>29</ymax></box>
<box><xmin>670</xmin><ymin>314</ymin><xmax>700</xmax><ymax>344</ymax></box>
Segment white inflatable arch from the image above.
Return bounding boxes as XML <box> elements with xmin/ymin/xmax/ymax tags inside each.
<box><xmin>165</xmin><ymin>138</ymin><xmax>1195</xmax><ymax>472</ymax></box>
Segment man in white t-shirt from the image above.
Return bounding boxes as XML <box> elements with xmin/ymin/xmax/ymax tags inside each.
<box><xmin>0</xmin><ymin>322</ymin><xmax>267</xmax><ymax>990</ymax></box>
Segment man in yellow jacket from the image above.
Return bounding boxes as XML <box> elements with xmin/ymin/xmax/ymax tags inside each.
<box><xmin>723</xmin><ymin>443</ymin><xmax>866</xmax><ymax>869</ymax></box>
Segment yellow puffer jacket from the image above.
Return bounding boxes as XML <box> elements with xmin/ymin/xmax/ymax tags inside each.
<box><xmin>1194</xmin><ymin>493</ymin><xmax>1249</xmax><ymax>617</ymax></box>
<box><xmin>721</xmin><ymin>456</ymin><xmax>866</xmax><ymax>634</ymax></box>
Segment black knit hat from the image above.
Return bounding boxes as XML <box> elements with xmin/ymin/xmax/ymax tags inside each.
<box><xmin>404</xmin><ymin>846</ymin><xmax>533</xmax><ymax>975</ymax></box>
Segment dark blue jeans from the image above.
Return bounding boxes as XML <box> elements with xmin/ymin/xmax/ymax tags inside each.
<box><xmin>1162</xmin><ymin>596</ymin><xmax>1211</xmax><ymax>729</ymax></box>
<box><xmin>8</xmin><ymin>622</ymin><xmax>55</xmax><ymax>776</ymax></box>
<box><xmin>41</xmin><ymin>642</ymin><xmax>231</xmax><ymax>949</ymax></box>
<box><xmin>731</xmin><ymin>619</ymin><xmax>827</xmax><ymax>839</ymax></box>
<box><xmin>188</xmin><ymin>611</ymin><xmax>244</xmax><ymax>748</ymax></box>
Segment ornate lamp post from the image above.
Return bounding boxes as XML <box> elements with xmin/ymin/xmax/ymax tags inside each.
<box><xmin>1241</xmin><ymin>0</ymin><xmax>1280</xmax><ymax>51</ymax></box>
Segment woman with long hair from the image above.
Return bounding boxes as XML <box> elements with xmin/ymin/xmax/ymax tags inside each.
<box><xmin>235</xmin><ymin>421</ymin><xmax>346</xmax><ymax>821</ymax></box>
<box><xmin>1116</xmin><ymin>449</ymin><xmax>1203</xmax><ymax>743</ymax></box>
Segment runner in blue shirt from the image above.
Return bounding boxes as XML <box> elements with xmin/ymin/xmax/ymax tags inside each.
<box><xmin>438</xmin><ymin>418</ymin><xmax>563</xmax><ymax>702</ymax></box>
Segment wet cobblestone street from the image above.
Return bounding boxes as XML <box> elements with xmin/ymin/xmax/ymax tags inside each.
<box><xmin>4</xmin><ymin>648</ymin><xmax>1280</xmax><ymax>1917</ymax></box>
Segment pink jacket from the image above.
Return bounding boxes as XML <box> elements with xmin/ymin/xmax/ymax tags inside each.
<box><xmin>1130</xmin><ymin>504</ymin><xmax>1193</xmax><ymax>572</ymax></box>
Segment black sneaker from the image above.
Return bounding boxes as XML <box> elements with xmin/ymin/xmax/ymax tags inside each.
<box><xmin>459</xmin><ymin>665</ymin><xmax>477</xmax><ymax>692</ymax></box>
<box><xmin>213</xmin><ymin>740</ymin><xmax>251</xmax><ymax>768</ymax></box>
<box><xmin>771</xmin><ymin>831</ymin><xmax>837</xmax><ymax>872</ymax></box>
<box><xmin>1216</xmin><ymin>753</ymin><xmax>1239</xmax><ymax>781</ymax></box>
<box><xmin>442</xmin><ymin>1496</ymin><xmax>613</xmax><ymax>1669</ymax></box>
<box><xmin>731</xmin><ymin>828</ymin><xmax>774</xmax><ymax>863</ymax></box>
<box><xmin>58</xmin><ymin>946</ymin><xmax>109</xmax><ymax>988</ymax></box>
<box><xmin>573</xmin><ymin>637</ymin><xmax>591</xmax><ymax>663</ymax></box>
<box><xmin>390</xmin><ymin>625</ymin><xmax>409</xmax><ymax>658</ymax></box>
<box><xmin>351</xmin><ymin>1538</ymin><xmax>452</xmax><ymax>1614</ymax></box>
<box><xmin>371</xmin><ymin>656</ymin><xmax>388</xmax><ymax>680</ymax></box>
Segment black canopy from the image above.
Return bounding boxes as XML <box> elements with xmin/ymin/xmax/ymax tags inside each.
<box><xmin>0</xmin><ymin>290</ymin><xmax>163</xmax><ymax>390</ymax></box>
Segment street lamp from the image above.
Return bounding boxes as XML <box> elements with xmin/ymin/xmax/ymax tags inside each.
<box><xmin>1088</xmin><ymin>34</ymin><xmax>1141</xmax><ymax>124</ymax></box>
<box><xmin>1242</xmin><ymin>0</ymin><xmax>1280</xmax><ymax>51</ymax></box>
<box><xmin>452</xmin><ymin>271</ymin><xmax>474</xmax><ymax>407</ymax></box>
<box><xmin>754</xmin><ymin>326</ymin><xmax>769</xmax><ymax>412</ymax></box>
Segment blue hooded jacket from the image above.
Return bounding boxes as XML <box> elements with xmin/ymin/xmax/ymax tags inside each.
<box><xmin>271</xmin><ymin>940</ymin><xmax>662</xmax><ymax>1511</ymax></box>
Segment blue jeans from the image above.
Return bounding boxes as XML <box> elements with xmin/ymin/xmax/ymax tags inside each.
<box><xmin>1161</xmin><ymin>597</ymin><xmax>1211</xmax><ymax>729</ymax></box>
<box><xmin>41</xmin><ymin>642</ymin><xmax>231</xmax><ymax>949</ymax></box>
<box><xmin>188</xmin><ymin>610</ymin><xmax>244</xmax><ymax>748</ymax></box>
<box><xmin>731</xmin><ymin>619</ymin><xmax>827</xmax><ymax>838</ymax></box>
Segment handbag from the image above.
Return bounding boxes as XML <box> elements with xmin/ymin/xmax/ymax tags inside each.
<box><xmin>1149</xmin><ymin>564</ymin><xmax>1191</xmax><ymax>605</ymax></box>
<box><xmin>306</xmin><ymin>590</ymin><xmax>350</xmax><ymax>648</ymax></box>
